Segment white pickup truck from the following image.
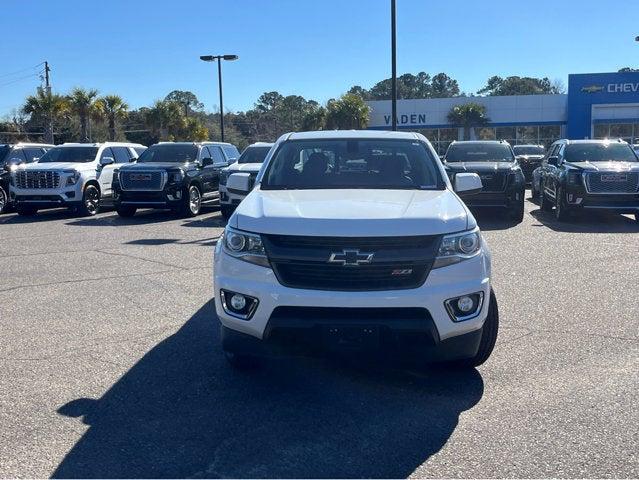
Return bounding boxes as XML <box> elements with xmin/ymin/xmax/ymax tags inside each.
<box><xmin>214</xmin><ymin>130</ymin><xmax>498</xmax><ymax>369</ymax></box>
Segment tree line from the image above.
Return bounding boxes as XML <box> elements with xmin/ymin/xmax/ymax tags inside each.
<box><xmin>0</xmin><ymin>72</ymin><xmax>564</xmax><ymax>148</ymax></box>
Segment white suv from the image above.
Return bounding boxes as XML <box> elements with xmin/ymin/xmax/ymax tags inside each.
<box><xmin>219</xmin><ymin>142</ymin><xmax>274</xmax><ymax>219</ymax></box>
<box><xmin>214</xmin><ymin>130</ymin><xmax>499</xmax><ymax>369</ymax></box>
<box><xmin>10</xmin><ymin>142</ymin><xmax>145</xmax><ymax>216</ymax></box>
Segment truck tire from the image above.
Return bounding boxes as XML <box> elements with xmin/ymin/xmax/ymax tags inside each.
<box><xmin>510</xmin><ymin>196</ymin><xmax>525</xmax><ymax>223</ymax></box>
<box><xmin>540</xmin><ymin>187</ymin><xmax>553</xmax><ymax>212</ymax></box>
<box><xmin>78</xmin><ymin>184</ymin><xmax>101</xmax><ymax>216</ymax></box>
<box><xmin>180</xmin><ymin>185</ymin><xmax>202</xmax><ymax>217</ymax></box>
<box><xmin>116</xmin><ymin>206</ymin><xmax>137</xmax><ymax>218</ymax></box>
<box><xmin>554</xmin><ymin>187</ymin><xmax>571</xmax><ymax>222</ymax></box>
<box><xmin>0</xmin><ymin>186</ymin><xmax>7</xmax><ymax>214</ymax></box>
<box><xmin>16</xmin><ymin>205</ymin><xmax>37</xmax><ymax>216</ymax></box>
<box><xmin>451</xmin><ymin>289</ymin><xmax>499</xmax><ymax>369</ymax></box>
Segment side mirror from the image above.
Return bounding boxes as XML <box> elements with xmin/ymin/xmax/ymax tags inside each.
<box><xmin>227</xmin><ymin>172</ymin><xmax>252</xmax><ymax>194</ymax></box>
<box><xmin>453</xmin><ymin>172</ymin><xmax>482</xmax><ymax>196</ymax></box>
<box><xmin>547</xmin><ymin>156</ymin><xmax>559</xmax><ymax>166</ymax></box>
<box><xmin>100</xmin><ymin>156</ymin><xmax>114</xmax><ymax>166</ymax></box>
<box><xmin>32</xmin><ymin>157</ymin><xmax>40</xmax><ymax>163</ymax></box>
<box><xmin>201</xmin><ymin>157</ymin><xmax>214</xmax><ymax>167</ymax></box>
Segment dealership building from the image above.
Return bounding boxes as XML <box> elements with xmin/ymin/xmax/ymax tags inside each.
<box><xmin>367</xmin><ymin>71</ymin><xmax>639</xmax><ymax>154</ymax></box>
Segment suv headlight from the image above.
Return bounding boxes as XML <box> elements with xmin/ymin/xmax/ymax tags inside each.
<box><xmin>567</xmin><ymin>171</ymin><xmax>581</xmax><ymax>185</ymax></box>
<box><xmin>433</xmin><ymin>227</ymin><xmax>482</xmax><ymax>269</ymax></box>
<box><xmin>65</xmin><ymin>170</ymin><xmax>81</xmax><ymax>186</ymax></box>
<box><xmin>170</xmin><ymin>170</ymin><xmax>184</xmax><ymax>183</ymax></box>
<box><xmin>222</xmin><ymin>226</ymin><xmax>269</xmax><ymax>267</ymax></box>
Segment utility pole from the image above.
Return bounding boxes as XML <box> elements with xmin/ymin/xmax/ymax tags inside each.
<box><xmin>44</xmin><ymin>61</ymin><xmax>51</xmax><ymax>94</ymax></box>
<box><xmin>391</xmin><ymin>0</ymin><xmax>397</xmax><ymax>131</ymax></box>
<box><xmin>43</xmin><ymin>61</ymin><xmax>53</xmax><ymax>143</ymax></box>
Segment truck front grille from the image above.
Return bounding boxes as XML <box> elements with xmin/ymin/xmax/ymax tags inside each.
<box><xmin>478</xmin><ymin>172</ymin><xmax>507</xmax><ymax>192</ymax></box>
<box><xmin>585</xmin><ymin>172</ymin><xmax>639</xmax><ymax>194</ymax></box>
<box><xmin>14</xmin><ymin>171</ymin><xmax>60</xmax><ymax>189</ymax></box>
<box><xmin>262</xmin><ymin>234</ymin><xmax>440</xmax><ymax>291</ymax></box>
<box><xmin>120</xmin><ymin>171</ymin><xmax>166</xmax><ymax>191</ymax></box>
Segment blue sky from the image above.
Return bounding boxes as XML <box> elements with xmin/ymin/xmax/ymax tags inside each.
<box><xmin>1</xmin><ymin>0</ymin><xmax>638</xmax><ymax>117</ymax></box>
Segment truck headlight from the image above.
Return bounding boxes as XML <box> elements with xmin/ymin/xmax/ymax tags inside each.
<box><xmin>567</xmin><ymin>171</ymin><xmax>581</xmax><ymax>185</ymax></box>
<box><xmin>170</xmin><ymin>171</ymin><xmax>184</xmax><ymax>182</ymax></box>
<box><xmin>222</xmin><ymin>226</ymin><xmax>269</xmax><ymax>267</ymax></box>
<box><xmin>433</xmin><ymin>228</ymin><xmax>482</xmax><ymax>269</ymax></box>
<box><xmin>65</xmin><ymin>170</ymin><xmax>81</xmax><ymax>186</ymax></box>
<box><xmin>219</xmin><ymin>171</ymin><xmax>229</xmax><ymax>186</ymax></box>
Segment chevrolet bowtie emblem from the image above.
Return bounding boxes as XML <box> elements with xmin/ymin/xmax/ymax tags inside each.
<box><xmin>328</xmin><ymin>249</ymin><xmax>374</xmax><ymax>266</ymax></box>
<box><xmin>581</xmin><ymin>85</ymin><xmax>604</xmax><ymax>93</ymax></box>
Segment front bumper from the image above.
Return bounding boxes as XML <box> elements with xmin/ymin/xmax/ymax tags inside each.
<box><xmin>563</xmin><ymin>187</ymin><xmax>639</xmax><ymax>214</ymax></box>
<box><xmin>114</xmin><ymin>185</ymin><xmax>181</xmax><ymax>209</ymax></box>
<box><xmin>464</xmin><ymin>188</ymin><xmax>524</xmax><ymax>208</ymax></box>
<box><xmin>219</xmin><ymin>184</ymin><xmax>246</xmax><ymax>206</ymax></box>
<box><xmin>213</xmin><ymin>244</ymin><xmax>492</xmax><ymax>358</ymax></box>
<box><xmin>10</xmin><ymin>184</ymin><xmax>83</xmax><ymax>209</ymax></box>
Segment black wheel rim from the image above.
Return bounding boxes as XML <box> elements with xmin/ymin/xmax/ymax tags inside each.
<box><xmin>85</xmin><ymin>187</ymin><xmax>100</xmax><ymax>214</ymax></box>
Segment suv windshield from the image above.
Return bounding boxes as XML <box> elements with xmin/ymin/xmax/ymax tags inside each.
<box><xmin>238</xmin><ymin>146</ymin><xmax>271</xmax><ymax>164</ymax></box>
<box><xmin>262</xmin><ymin>139</ymin><xmax>443</xmax><ymax>190</ymax></box>
<box><xmin>445</xmin><ymin>143</ymin><xmax>514</xmax><ymax>162</ymax></box>
<box><xmin>564</xmin><ymin>143</ymin><xmax>638</xmax><ymax>162</ymax></box>
<box><xmin>137</xmin><ymin>144</ymin><xmax>198</xmax><ymax>163</ymax></box>
<box><xmin>513</xmin><ymin>145</ymin><xmax>545</xmax><ymax>156</ymax></box>
<box><xmin>38</xmin><ymin>146</ymin><xmax>99</xmax><ymax>163</ymax></box>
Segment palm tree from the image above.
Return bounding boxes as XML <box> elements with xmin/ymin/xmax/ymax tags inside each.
<box><xmin>22</xmin><ymin>89</ymin><xmax>69</xmax><ymax>143</ymax></box>
<box><xmin>447</xmin><ymin>103</ymin><xmax>490</xmax><ymax>140</ymax></box>
<box><xmin>96</xmin><ymin>95</ymin><xmax>128</xmax><ymax>141</ymax></box>
<box><xmin>144</xmin><ymin>100</ymin><xmax>185</xmax><ymax>141</ymax></box>
<box><xmin>67</xmin><ymin>87</ymin><xmax>99</xmax><ymax>141</ymax></box>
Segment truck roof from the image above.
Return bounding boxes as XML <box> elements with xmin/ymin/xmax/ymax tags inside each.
<box><xmin>285</xmin><ymin>130</ymin><xmax>421</xmax><ymax>141</ymax></box>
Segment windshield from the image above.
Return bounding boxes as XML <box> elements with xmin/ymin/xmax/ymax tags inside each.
<box><xmin>261</xmin><ymin>139</ymin><xmax>443</xmax><ymax>190</ymax></box>
<box><xmin>38</xmin><ymin>146</ymin><xmax>99</xmax><ymax>163</ymax></box>
<box><xmin>445</xmin><ymin>143</ymin><xmax>514</xmax><ymax>162</ymax></box>
<box><xmin>137</xmin><ymin>144</ymin><xmax>198</xmax><ymax>163</ymax></box>
<box><xmin>513</xmin><ymin>145</ymin><xmax>545</xmax><ymax>156</ymax></box>
<box><xmin>564</xmin><ymin>143</ymin><xmax>638</xmax><ymax>163</ymax></box>
<box><xmin>238</xmin><ymin>146</ymin><xmax>271</xmax><ymax>164</ymax></box>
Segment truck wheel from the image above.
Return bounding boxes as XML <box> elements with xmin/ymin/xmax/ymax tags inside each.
<box><xmin>554</xmin><ymin>187</ymin><xmax>571</xmax><ymax>222</ymax></box>
<box><xmin>180</xmin><ymin>185</ymin><xmax>202</xmax><ymax>217</ymax></box>
<box><xmin>452</xmin><ymin>289</ymin><xmax>499</xmax><ymax>369</ymax></box>
<box><xmin>510</xmin><ymin>196</ymin><xmax>525</xmax><ymax>223</ymax></box>
<box><xmin>540</xmin><ymin>187</ymin><xmax>553</xmax><ymax>212</ymax></box>
<box><xmin>223</xmin><ymin>350</ymin><xmax>262</xmax><ymax>370</ymax></box>
<box><xmin>116</xmin><ymin>206</ymin><xmax>137</xmax><ymax>218</ymax></box>
<box><xmin>79</xmin><ymin>184</ymin><xmax>100</xmax><ymax>216</ymax></box>
<box><xmin>16</xmin><ymin>205</ymin><xmax>37</xmax><ymax>216</ymax></box>
<box><xmin>0</xmin><ymin>186</ymin><xmax>7</xmax><ymax>214</ymax></box>
<box><xmin>530</xmin><ymin>182</ymin><xmax>538</xmax><ymax>199</ymax></box>
<box><xmin>220</xmin><ymin>205</ymin><xmax>233</xmax><ymax>221</ymax></box>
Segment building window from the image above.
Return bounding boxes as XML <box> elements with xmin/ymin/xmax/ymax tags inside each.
<box><xmin>477</xmin><ymin>127</ymin><xmax>496</xmax><ymax>140</ymax></box>
<box><xmin>594</xmin><ymin>123</ymin><xmax>638</xmax><ymax>143</ymax></box>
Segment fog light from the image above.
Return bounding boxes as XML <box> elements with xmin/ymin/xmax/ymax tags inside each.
<box><xmin>220</xmin><ymin>289</ymin><xmax>258</xmax><ymax>320</ymax></box>
<box><xmin>457</xmin><ymin>296</ymin><xmax>474</xmax><ymax>313</ymax></box>
<box><xmin>230</xmin><ymin>294</ymin><xmax>246</xmax><ymax>311</ymax></box>
<box><xmin>445</xmin><ymin>292</ymin><xmax>484</xmax><ymax>322</ymax></box>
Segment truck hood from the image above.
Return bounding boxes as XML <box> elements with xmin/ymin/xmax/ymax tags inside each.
<box><xmin>566</xmin><ymin>161</ymin><xmax>639</xmax><ymax>172</ymax></box>
<box><xmin>118</xmin><ymin>162</ymin><xmax>187</xmax><ymax>171</ymax></box>
<box><xmin>224</xmin><ymin>162</ymin><xmax>262</xmax><ymax>173</ymax></box>
<box><xmin>445</xmin><ymin>161</ymin><xmax>516</xmax><ymax>173</ymax></box>
<box><xmin>17</xmin><ymin>162</ymin><xmax>97</xmax><ymax>172</ymax></box>
<box><xmin>232</xmin><ymin>188</ymin><xmax>472</xmax><ymax>236</ymax></box>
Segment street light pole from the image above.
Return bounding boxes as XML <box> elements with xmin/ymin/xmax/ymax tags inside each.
<box><xmin>391</xmin><ymin>0</ymin><xmax>397</xmax><ymax>131</ymax></box>
<box><xmin>200</xmin><ymin>54</ymin><xmax>238</xmax><ymax>143</ymax></box>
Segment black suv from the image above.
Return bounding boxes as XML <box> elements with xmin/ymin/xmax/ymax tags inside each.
<box><xmin>0</xmin><ymin>142</ymin><xmax>53</xmax><ymax>213</ymax></box>
<box><xmin>513</xmin><ymin>144</ymin><xmax>545</xmax><ymax>183</ymax></box>
<box><xmin>443</xmin><ymin>140</ymin><xmax>525</xmax><ymax>222</ymax></box>
<box><xmin>113</xmin><ymin>141</ymin><xmax>240</xmax><ymax>217</ymax></box>
<box><xmin>536</xmin><ymin>139</ymin><xmax>639</xmax><ymax>222</ymax></box>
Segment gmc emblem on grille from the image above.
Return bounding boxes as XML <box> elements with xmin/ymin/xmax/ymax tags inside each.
<box><xmin>328</xmin><ymin>249</ymin><xmax>374</xmax><ymax>266</ymax></box>
<box><xmin>600</xmin><ymin>174</ymin><xmax>627</xmax><ymax>182</ymax></box>
<box><xmin>130</xmin><ymin>173</ymin><xmax>152</xmax><ymax>181</ymax></box>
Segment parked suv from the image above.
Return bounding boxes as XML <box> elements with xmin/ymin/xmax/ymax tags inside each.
<box><xmin>10</xmin><ymin>142</ymin><xmax>145</xmax><ymax>216</ymax></box>
<box><xmin>443</xmin><ymin>140</ymin><xmax>525</xmax><ymax>222</ymax></box>
<box><xmin>219</xmin><ymin>142</ymin><xmax>274</xmax><ymax>219</ymax></box>
<box><xmin>214</xmin><ymin>130</ymin><xmax>499</xmax><ymax>369</ymax></box>
<box><xmin>0</xmin><ymin>142</ymin><xmax>53</xmax><ymax>213</ymax></box>
<box><xmin>113</xmin><ymin>141</ymin><xmax>240</xmax><ymax>217</ymax></box>
<box><xmin>512</xmin><ymin>144</ymin><xmax>545</xmax><ymax>183</ymax></box>
<box><xmin>535</xmin><ymin>139</ymin><xmax>639</xmax><ymax>222</ymax></box>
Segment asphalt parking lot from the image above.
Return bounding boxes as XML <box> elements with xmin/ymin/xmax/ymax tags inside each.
<box><xmin>0</xmin><ymin>194</ymin><xmax>637</xmax><ymax>479</ymax></box>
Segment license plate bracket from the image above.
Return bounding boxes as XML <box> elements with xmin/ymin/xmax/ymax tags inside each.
<box><xmin>322</xmin><ymin>325</ymin><xmax>380</xmax><ymax>351</ymax></box>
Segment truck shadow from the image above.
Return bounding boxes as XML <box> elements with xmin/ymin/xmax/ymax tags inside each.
<box><xmin>471</xmin><ymin>207</ymin><xmax>521</xmax><ymax>231</ymax></box>
<box><xmin>529</xmin><ymin>207</ymin><xmax>639</xmax><ymax>233</ymax></box>
<box><xmin>53</xmin><ymin>301</ymin><xmax>484</xmax><ymax>478</ymax></box>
